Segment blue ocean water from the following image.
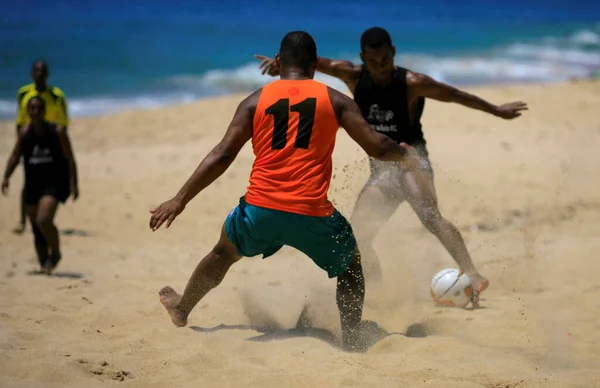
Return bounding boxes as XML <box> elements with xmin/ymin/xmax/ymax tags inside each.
<box><xmin>1</xmin><ymin>0</ymin><xmax>599</xmax><ymax>119</ymax></box>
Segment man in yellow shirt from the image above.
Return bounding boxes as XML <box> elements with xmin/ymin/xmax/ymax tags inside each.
<box><xmin>13</xmin><ymin>60</ymin><xmax>70</xmax><ymax>234</ymax></box>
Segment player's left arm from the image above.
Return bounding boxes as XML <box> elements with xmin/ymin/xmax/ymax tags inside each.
<box><xmin>56</xmin><ymin>126</ymin><xmax>79</xmax><ymax>200</ymax></box>
<box><xmin>2</xmin><ymin>129</ymin><xmax>24</xmax><ymax>195</ymax></box>
<box><xmin>407</xmin><ymin>71</ymin><xmax>528</xmax><ymax>120</ymax></box>
<box><xmin>149</xmin><ymin>90</ymin><xmax>258</xmax><ymax>231</ymax></box>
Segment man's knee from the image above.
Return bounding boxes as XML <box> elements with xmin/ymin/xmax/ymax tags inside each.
<box><xmin>338</xmin><ymin>250</ymin><xmax>365</xmax><ymax>290</ymax></box>
<box><xmin>35</xmin><ymin>216</ymin><xmax>54</xmax><ymax>231</ymax></box>
<box><xmin>352</xmin><ymin>186</ymin><xmax>398</xmax><ymax>238</ymax></box>
<box><xmin>211</xmin><ymin>233</ymin><xmax>241</xmax><ymax>267</ymax></box>
<box><xmin>348</xmin><ymin>248</ymin><xmax>363</xmax><ymax>273</ymax></box>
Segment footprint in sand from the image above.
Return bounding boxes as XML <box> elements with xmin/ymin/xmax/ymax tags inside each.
<box><xmin>75</xmin><ymin>358</ymin><xmax>133</xmax><ymax>382</ymax></box>
<box><xmin>57</xmin><ymin>283</ymin><xmax>80</xmax><ymax>290</ymax></box>
<box><xmin>490</xmin><ymin>379</ymin><xmax>526</xmax><ymax>388</ymax></box>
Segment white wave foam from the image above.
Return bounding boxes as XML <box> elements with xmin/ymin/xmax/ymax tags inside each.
<box><xmin>569</xmin><ymin>29</ymin><xmax>600</xmax><ymax>46</ymax></box>
<box><xmin>166</xmin><ymin>34</ymin><xmax>600</xmax><ymax>97</ymax></box>
<box><xmin>168</xmin><ymin>63</ymin><xmax>350</xmax><ymax>93</ymax></box>
<box><xmin>0</xmin><ymin>93</ymin><xmax>199</xmax><ymax>120</ymax></box>
<box><xmin>0</xmin><ymin>100</ymin><xmax>16</xmax><ymax>117</ymax></box>
<box><xmin>2</xmin><ymin>35</ymin><xmax>598</xmax><ymax>119</ymax></box>
<box><xmin>173</xmin><ymin>46</ymin><xmax>598</xmax><ymax>95</ymax></box>
<box><xmin>503</xmin><ymin>44</ymin><xmax>600</xmax><ymax>66</ymax></box>
<box><xmin>67</xmin><ymin>93</ymin><xmax>198</xmax><ymax>116</ymax></box>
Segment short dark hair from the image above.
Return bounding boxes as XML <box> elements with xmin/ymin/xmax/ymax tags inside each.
<box><xmin>27</xmin><ymin>95</ymin><xmax>46</xmax><ymax>109</ymax></box>
<box><xmin>31</xmin><ymin>59</ymin><xmax>49</xmax><ymax>73</ymax></box>
<box><xmin>360</xmin><ymin>27</ymin><xmax>392</xmax><ymax>51</ymax></box>
<box><xmin>278</xmin><ymin>31</ymin><xmax>318</xmax><ymax>69</ymax></box>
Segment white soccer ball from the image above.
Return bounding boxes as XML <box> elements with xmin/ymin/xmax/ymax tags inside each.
<box><xmin>430</xmin><ymin>268</ymin><xmax>473</xmax><ymax>308</ymax></box>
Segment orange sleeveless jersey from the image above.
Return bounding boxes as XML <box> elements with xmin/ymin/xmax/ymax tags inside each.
<box><xmin>245</xmin><ymin>79</ymin><xmax>339</xmax><ymax>217</ymax></box>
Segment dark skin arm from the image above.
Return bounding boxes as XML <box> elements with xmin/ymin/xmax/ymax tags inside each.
<box><xmin>56</xmin><ymin>126</ymin><xmax>79</xmax><ymax>200</ymax></box>
<box><xmin>406</xmin><ymin>71</ymin><xmax>528</xmax><ymax>119</ymax></box>
<box><xmin>2</xmin><ymin>128</ymin><xmax>24</xmax><ymax>195</ymax></box>
<box><xmin>313</xmin><ymin>58</ymin><xmax>361</xmax><ymax>91</ymax></box>
<box><xmin>328</xmin><ymin>87</ymin><xmax>419</xmax><ymax>166</ymax></box>
<box><xmin>149</xmin><ymin>90</ymin><xmax>259</xmax><ymax>231</ymax></box>
<box><xmin>256</xmin><ymin>54</ymin><xmax>528</xmax><ymax>119</ymax></box>
<box><xmin>255</xmin><ymin>55</ymin><xmax>362</xmax><ymax>92</ymax></box>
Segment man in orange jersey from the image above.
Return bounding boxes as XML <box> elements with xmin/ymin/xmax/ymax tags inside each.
<box><xmin>149</xmin><ymin>31</ymin><xmax>418</xmax><ymax>352</ymax></box>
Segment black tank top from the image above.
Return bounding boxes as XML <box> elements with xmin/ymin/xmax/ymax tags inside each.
<box><xmin>21</xmin><ymin>123</ymin><xmax>68</xmax><ymax>189</ymax></box>
<box><xmin>353</xmin><ymin>66</ymin><xmax>425</xmax><ymax>144</ymax></box>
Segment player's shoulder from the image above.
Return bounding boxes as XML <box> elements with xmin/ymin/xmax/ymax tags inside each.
<box><xmin>17</xmin><ymin>83</ymin><xmax>35</xmax><ymax>94</ymax></box>
<box><xmin>48</xmin><ymin>122</ymin><xmax>67</xmax><ymax>136</ymax></box>
<box><xmin>47</xmin><ymin>121</ymin><xmax>60</xmax><ymax>131</ymax></box>
<box><xmin>243</xmin><ymin>87</ymin><xmax>263</xmax><ymax>104</ymax></box>
<box><xmin>326</xmin><ymin>86</ymin><xmax>354</xmax><ymax>123</ymax></box>
<box><xmin>404</xmin><ymin>69</ymin><xmax>434</xmax><ymax>86</ymax></box>
<box><xmin>237</xmin><ymin>87</ymin><xmax>263</xmax><ymax>116</ymax></box>
<box><xmin>49</xmin><ymin>86</ymin><xmax>66</xmax><ymax>98</ymax></box>
<box><xmin>310</xmin><ymin>79</ymin><xmax>332</xmax><ymax>90</ymax></box>
<box><xmin>17</xmin><ymin>83</ymin><xmax>35</xmax><ymax>101</ymax></box>
<box><xmin>17</xmin><ymin>124</ymin><xmax>30</xmax><ymax>138</ymax></box>
<box><xmin>256</xmin><ymin>79</ymin><xmax>332</xmax><ymax>107</ymax></box>
<box><xmin>326</xmin><ymin>86</ymin><xmax>351</xmax><ymax>106</ymax></box>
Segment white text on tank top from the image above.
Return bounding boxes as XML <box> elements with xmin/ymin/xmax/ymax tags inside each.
<box><xmin>367</xmin><ymin>104</ymin><xmax>398</xmax><ymax>134</ymax></box>
<box><xmin>28</xmin><ymin>144</ymin><xmax>54</xmax><ymax>165</ymax></box>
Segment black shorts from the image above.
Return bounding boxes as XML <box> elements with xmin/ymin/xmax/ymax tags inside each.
<box><xmin>24</xmin><ymin>185</ymin><xmax>70</xmax><ymax>206</ymax></box>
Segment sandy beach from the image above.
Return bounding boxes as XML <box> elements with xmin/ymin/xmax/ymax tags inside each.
<box><xmin>1</xmin><ymin>81</ymin><xmax>599</xmax><ymax>388</ymax></box>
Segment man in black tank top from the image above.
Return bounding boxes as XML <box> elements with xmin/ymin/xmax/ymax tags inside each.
<box><xmin>255</xmin><ymin>27</ymin><xmax>529</xmax><ymax>307</ymax></box>
<box><xmin>12</xmin><ymin>60</ymin><xmax>70</xmax><ymax>235</ymax></box>
<box><xmin>2</xmin><ymin>97</ymin><xmax>79</xmax><ymax>275</ymax></box>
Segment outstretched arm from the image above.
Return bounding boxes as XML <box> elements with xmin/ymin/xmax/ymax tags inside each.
<box><xmin>149</xmin><ymin>91</ymin><xmax>258</xmax><ymax>231</ymax></box>
<box><xmin>255</xmin><ymin>54</ymin><xmax>361</xmax><ymax>86</ymax></box>
<box><xmin>315</xmin><ymin>57</ymin><xmax>361</xmax><ymax>86</ymax></box>
<box><xmin>2</xmin><ymin>130</ymin><xmax>24</xmax><ymax>195</ymax></box>
<box><xmin>407</xmin><ymin>71</ymin><xmax>528</xmax><ymax>119</ymax></box>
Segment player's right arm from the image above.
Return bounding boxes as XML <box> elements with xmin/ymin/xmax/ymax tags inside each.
<box><xmin>315</xmin><ymin>57</ymin><xmax>362</xmax><ymax>89</ymax></box>
<box><xmin>2</xmin><ymin>128</ymin><xmax>24</xmax><ymax>195</ymax></box>
<box><xmin>328</xmin><ymin>87</ymin><xmax>419</xmax><ymax>167</ymax></box>
<box><xmin>149</xmin><ymin>90</ymin><xmax>260</xmax><ymax>231</ymax></box>
<box><xmin>255</xmin><ymin>54</ymin><xmax>361</xmax><ymax>88</ymax></box>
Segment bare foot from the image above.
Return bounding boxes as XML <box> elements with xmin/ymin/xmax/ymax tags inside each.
<box><xmin>50</xmin><ymin>252</ymin><xmax>62</xmax><ymax>268</ymax></box>
<box><xmin>11</xmin><ymin>224</ymin><xmax>25</xmax><ymax>235</ymax></box>
<box><xmin>159</xmin><ymin>286</ymin><xmax>188</xmax><ymax>327</ymax></box>
<box><xmin>469</xmin><ymin>274</ymin><xmax>489</xmax><ymax>308</ymax></box>
<box><xmin>42</xmin><ymin>261</ymin><xmax>54</xmax><ymax>276</ymax></box>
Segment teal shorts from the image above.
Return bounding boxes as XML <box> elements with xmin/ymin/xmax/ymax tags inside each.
<box><xmin>225</xmin><ymin>197</ymin><xmax>357</xmax><ymax>278</ymax></box>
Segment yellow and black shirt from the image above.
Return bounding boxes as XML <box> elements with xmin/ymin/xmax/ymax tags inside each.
<box><xmin>16</xmin><ymin>83</ymin><xmax>69</xmax><ymax>127</ymax></box>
